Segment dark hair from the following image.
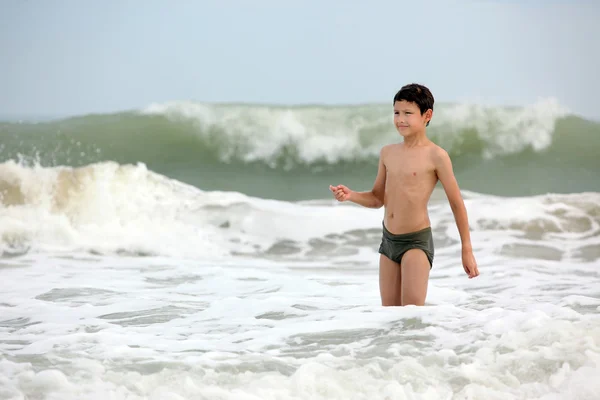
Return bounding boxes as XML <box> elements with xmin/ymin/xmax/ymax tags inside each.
<box><xmin>393</xmin><ymin>83</ymin><xmax>434</xmax><ymax>126</ymax></box>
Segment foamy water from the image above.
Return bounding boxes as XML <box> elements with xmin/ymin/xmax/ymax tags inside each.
<box><xmin>141</xmin><ymin>98</ymin><xmax>568</xmax><ymax>165</ymax></box>
<box><xmin>1</xmin><ymin>162</ymin><xmax>599</xmax><ymax>399</ymax></box>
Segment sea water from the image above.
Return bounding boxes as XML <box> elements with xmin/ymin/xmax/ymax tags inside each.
<box><xmin>1</xmin><ymin>100</ymin><xmax>599</xmax><ymax>399</ymax></box>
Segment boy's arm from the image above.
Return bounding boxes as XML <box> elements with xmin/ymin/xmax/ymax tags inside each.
<box><xmin>331</xmin><ymin>148</ymin><xmax>386</xmax><ymax>208</ymax></box>
<box><xmin>435</xmin><ymin>148</ymin><xmax>480</xmax><ymax>279</ymax></box>
<box><xmin>348</xmin><ymin>148</ymin><xmax>386</xmax><ymax>208</ymax></box>
<box><xmin>433</xmin><ymin>147</ymin><xmax>472</xmax><ymax>251</ymax></box>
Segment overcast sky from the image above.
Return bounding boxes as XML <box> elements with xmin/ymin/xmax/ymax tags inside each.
<box><xmin>1</xmin><ymin>0</ymin><xmax>598</xmax><ymax>119</ymax></box>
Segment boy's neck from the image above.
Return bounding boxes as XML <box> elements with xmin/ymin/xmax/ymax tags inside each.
<box><xmin>403</xmin><ymin>130</ymin><xmax>428</xmax><ymax>147</ymax></box>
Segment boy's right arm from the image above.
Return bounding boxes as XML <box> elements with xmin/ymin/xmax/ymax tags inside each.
<box><xmin>330</xmin><ymin>148</ymin><xmax>386</xmax><ymax>209</ymax></box>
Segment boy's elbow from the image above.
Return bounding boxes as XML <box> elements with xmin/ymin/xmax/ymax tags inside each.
<box><xmin>449</xmin><ymin>197</ymin><xmax>466</xmax><ymax>213</ymax></box>
<box><xmin>372</xmin><ymin>192</ymin><xmax>384</xmax><ymax>208</ymax></box>
<box><xmin>371</xmin><ymin>201</ymin><xmax>383</xmax><ymax>209</ymax></box>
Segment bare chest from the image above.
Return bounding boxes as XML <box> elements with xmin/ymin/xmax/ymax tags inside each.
<box><xmin>385</xmin><ymin>154</ymin><xmax>436</xmax><ymax>187</ymax></box>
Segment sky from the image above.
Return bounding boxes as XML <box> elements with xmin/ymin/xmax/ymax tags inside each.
<box><xmin>1</xmin><ymin>0</ymin><xmax>598</xmax><ymax>119</ymax></box>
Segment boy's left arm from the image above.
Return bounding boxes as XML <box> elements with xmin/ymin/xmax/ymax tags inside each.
<box><xmin>433</xmin><ymin>147</ymin><xmax>480</xmax><ymax>279</ymax></box>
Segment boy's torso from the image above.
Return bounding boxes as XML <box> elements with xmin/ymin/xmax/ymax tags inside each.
<box><xmin>382</xmin><ymin>143</ymin><xmax>438</xmax><ymax>234</ymax></box>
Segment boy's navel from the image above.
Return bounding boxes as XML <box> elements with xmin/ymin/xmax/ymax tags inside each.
<box><xmin>413</xmin><ymin>172</ymin><xmax>416</xmax><ymax>176</ymax></box>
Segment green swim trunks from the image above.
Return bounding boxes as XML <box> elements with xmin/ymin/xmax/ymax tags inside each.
<box><xmin>378</xmin><ymin>223</ymin><xmax>435</xmax><ymax>268</ymax></box>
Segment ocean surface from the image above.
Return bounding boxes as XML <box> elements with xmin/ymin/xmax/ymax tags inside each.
<box><xmin>1</xmin><ymin>99</ymin><xmax>599</xmax><ymax>399</ymax></box>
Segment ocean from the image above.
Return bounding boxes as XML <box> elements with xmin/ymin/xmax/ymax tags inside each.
<box><xmin>1</xmin><ymin>98</ymin><xmax>599</xmax><ymax>399</ymax></box>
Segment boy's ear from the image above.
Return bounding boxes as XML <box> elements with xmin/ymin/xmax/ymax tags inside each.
<box><xmin>424</xmin><ymin>109</ymin><xmax>433</xmax><ymax>125</ymax></box>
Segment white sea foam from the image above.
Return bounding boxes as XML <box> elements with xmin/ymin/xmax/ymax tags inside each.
<box><xmin>141</xmin><ymin>98</ymin><xmax>569</xmax><ymax>165</ymax></box>
<box><xmin>2</xmin><ymin>161</ymin><xmax>597</xmax><ymax>261</ymax></box>
<box><xmin>434</xmin><ymin>98</ymin><xmax>569</xmax><ymax>158</ymax></box>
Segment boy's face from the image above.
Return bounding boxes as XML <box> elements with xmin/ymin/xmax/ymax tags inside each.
<box><xmin>393</xmin><ymin>100</ymin><xmax>432</xmax><ymax>137</ymax></box>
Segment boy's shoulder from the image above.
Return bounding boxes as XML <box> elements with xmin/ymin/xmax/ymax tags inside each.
<box><xmin>426</xmin><ymin>142</ymin><xmax>451</xmax><ymax>165</ymax></box>
<box><xmin>426</xmin><ymin>141</ymin><xmax>447</xmax><ymax>156</ymax></box>
<box><xmin>380</xmin><ymin>143</ymin><xmax>401</xmax><ymax>155</ymax></box>
<box><xmin>379</xmin><ymin>142</ymin><xmax>450</xmax><ymax>167</ymax></box>
<box><xmin>379</xmin><ymin>143</ymin><xmax>402</xmax><ymax>164</ymax></box>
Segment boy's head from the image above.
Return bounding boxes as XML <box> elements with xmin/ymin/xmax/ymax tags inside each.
<box><xmin>393</xmin><ymin>83</ymin><xmax>434</xmax><ymax>128</ymax></box>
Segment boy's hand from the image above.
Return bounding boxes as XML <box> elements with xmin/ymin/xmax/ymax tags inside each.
<box><xmin>462</xmin><ymin>249</ymin><xmax>479</xmax><ymax>279</ymax></box>
<box><xmin>329</xmin><ymin>184</ymin><xmax>352</xmax><ymax>202</ymax></box>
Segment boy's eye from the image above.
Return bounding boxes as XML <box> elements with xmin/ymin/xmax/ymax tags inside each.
<box><xmin>406</xmin><ymin>112</ymin><xmax>412</xmax><ymax>114</ymax></box>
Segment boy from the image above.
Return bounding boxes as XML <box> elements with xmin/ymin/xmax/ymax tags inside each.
<box><xmin>329</xmin><ymin>83</ymin><xmax>479</xmax><ymax>307</ymax></box>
